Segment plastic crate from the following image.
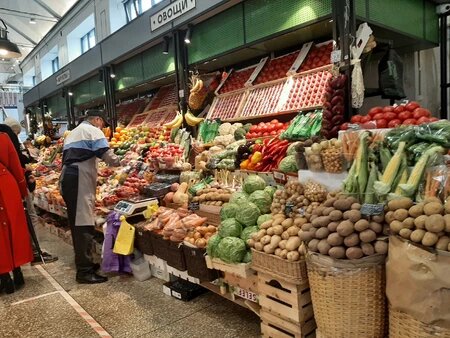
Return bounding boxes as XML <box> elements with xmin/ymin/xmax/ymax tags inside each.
<box><xmin>183</xmin><ymin>245</ymin><xmax>218</xmax><ymax>281</ymax></box>
<box><xmin>134</xmin><ymin>228</ymin><xmax>154</xmax><ymax>255</ymax></box>
<box><xmin>150</xmin><ymin>232</ymin><xmax>170</xmax><ymax>261</ymax></box>
<box><xmin>166</xmin><ymin>241</ymin><xmax>186</xmax><ymax>271</ymax></box>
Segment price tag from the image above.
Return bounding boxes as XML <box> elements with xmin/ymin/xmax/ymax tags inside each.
<box><xmin>331</xmin><ymin>50</ymin><xmax>342</xmax><ymax>63</ymax></box>
<box><xmin>285</xmin><ymin>201</ymin><xmax>295</xmax><ymax>215</ymax></box>
<box><xmin>188</xmin><ymin>201</ymin><xmax>200</xmax><ymax>211</ymax></box>
<box><xmin>361</xmin><ymin>203</ymin><xmax>385</xmax><ymax>216</ymax></box>
<box><xmin>234</xmin><ymin>287</ymin><xmax>258</xmax><ymax>303</ymax></box>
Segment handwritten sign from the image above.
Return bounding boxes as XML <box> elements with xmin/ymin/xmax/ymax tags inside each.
<box><xmin>361</xmin><ymin>203</ymin><xmax>385</xmax><ymax>216</ymax></box>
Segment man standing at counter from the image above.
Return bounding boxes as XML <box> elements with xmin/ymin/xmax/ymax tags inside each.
<box><xmin>60</xmin><ymin>110</ymin><xmax>120</xmax><ymax>284</ymax></box>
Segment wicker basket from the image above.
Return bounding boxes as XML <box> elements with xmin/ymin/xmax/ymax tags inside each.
<box><xmin>306</xmin><ymin>253</ymin><xmax>386</xmax><ymax>338</ymax></box>
<box><xmin>251</xmin><ymin>249</ymin><xmax>308</xmax><ymax>284</ymax></box>
<box><xmin>390</xmin><ymin>307</ymin><xmax>450</xmax><ymax>338</ymax></box>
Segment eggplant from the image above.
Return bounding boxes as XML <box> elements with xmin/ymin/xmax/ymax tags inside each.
<box><xmin>237</xmin><ymin>145</ymin><xmax>250</xmax><ymax>156</ymax></box>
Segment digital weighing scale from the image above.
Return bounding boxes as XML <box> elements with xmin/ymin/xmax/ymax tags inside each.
<box><xmin>114</xmin><ymin>198</ymin><xmax>158</xmax><ymax>216</ymax></box>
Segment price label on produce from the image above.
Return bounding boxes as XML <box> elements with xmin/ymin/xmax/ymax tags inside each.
<box><xmin>188</xmin><ymin>202</ymin><xmax>200</xmax><ymax>211</ymax></box>
<box><xmin>233</xmin><ymin>287</ymin><xmax>257</xmax><ymax>303</ymax></box>
<box><xmin>361</xmin><ymin>203</ymin><xmax>385</xmax><ymax>216</ymax></box>
<box><xmin>331</xmin><ymin>50</ymin><xmax>342</xmax><ymax>63</ymax></box>
<box><xmin>285</xmin><ymin>201</ymin><xmax>295</xmax><ymax>215</ymax></box>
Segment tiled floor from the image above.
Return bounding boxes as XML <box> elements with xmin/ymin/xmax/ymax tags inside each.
<box><xmin>0</xmin><ymin>227</ymin><xmax>260</xmax><ymax>338</ymax></box>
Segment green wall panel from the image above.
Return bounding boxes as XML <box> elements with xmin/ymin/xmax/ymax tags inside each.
<box><xmin>188</xmin><ymin>4</ymin><xmax>245</xmax><ymax>64</ymax></box>
<box><xmin>369</xmin><ymin>0</ymin><xmax>423</xmax><ymax>39</ymax></box>
<box><xmin>73</xmin><ymin>75</ymin><xmax>105</xmax><ymax>105</ymax></box>
<box><xmin>244</xmin><ymin>0</ymin><xmax>331</xmax><ymax>43</ymax></box>
<box><xmin>90</xmin><ymin>77</ymin><xmax>105</xmax><ymax>99</ymax></box>
<box><xmin>355</xmin><ymin>0</ymin><xmax>367</xmax><ymax>18</ymax></box>
<box><xmin>47</xmin><ymin>94</ymin><xmax>66</xmax><ymax>118</ymax></box>
<box><xmin>115</xmin><ymin>54</ymin><xmax>144</xmax><ymax>90</ymax></box>
<box><xmin>424</xmin><ymin>1</ymin><xmax>438</xmax><ymax>43</ymax></box>
<box><xmin>142</xmin><ymin>42</ymin><xmax>175</xmax><ymax>81</ymax></box>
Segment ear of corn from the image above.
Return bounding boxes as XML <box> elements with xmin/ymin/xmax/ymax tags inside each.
<box><xmin>364</xmin><ymin>161</ymin><xmax>378</xmax><ymax>204</ymax></box>
<box><xmin>379</xmin><ymin>144</ymin><xmax>392</xmax><ymax>172</ymax></box>
<box><xmin>374</xmin><ymin>141</ymin><xmax>406</xmax><ymax>199</ymax></box>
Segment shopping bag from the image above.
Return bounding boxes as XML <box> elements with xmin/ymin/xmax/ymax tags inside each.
<box><xmin>113</xmin><ymin>216</ymin><xmax>135</xmax><ymax>255</ymax></box>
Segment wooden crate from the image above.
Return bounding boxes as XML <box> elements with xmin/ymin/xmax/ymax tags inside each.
<box><xmin>261</xmin><ymin>309</ymin><xmax>316</xmax><ymax>338</ymax></box>
<box><xmin>205</xmin><ymin>256</ymin><xmax>253</xmax><ymax>278</ymax></box>
<box><xmin>223</xmin><ymin>271</ymin><xmax>258</xmax><ymax>294</ymax></box>
<box><xmin>258</xmin><ymin>272</ymin><xmax>314</xmax><ymax>324</ymax></box>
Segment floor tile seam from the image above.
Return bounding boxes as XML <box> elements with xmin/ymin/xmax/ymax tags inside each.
<box><xmin>10</xmin><ymin>290</ymin><xmax>61</xmax><ymax>306</ymax></box>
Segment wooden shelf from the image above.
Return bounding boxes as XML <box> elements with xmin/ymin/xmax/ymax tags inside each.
<box><xmin>223</xmin><ymin>105</ymin><xmax>322</xmax><ymax>123</ymax></box>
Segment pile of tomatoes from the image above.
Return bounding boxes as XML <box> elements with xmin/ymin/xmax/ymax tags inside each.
<box><xmin>345</xmin><ymin>102</ymin><xmax>438</xmax><ymax>130</ymax></box>
<box><xmin>254</xmin><ymin>52</ymin><xmax>298</xmax><ymax>85</ymax></box>
<box><xmin>219</xmin><ymin>67</ymin><xmax>256</xmax><ymax>94</ymax></box>
<box><xmin>246</xmin><ymin>119</ymin><xmax>289</xmax><ymax>139</ymax></box>
<box><xmin>299</xmin><ymin>42</ymin><xmax>332</xmax><ymax>72</ymax></box>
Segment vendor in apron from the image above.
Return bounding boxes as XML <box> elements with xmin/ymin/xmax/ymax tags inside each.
<box><xmin>60</xmin><ymin>110</ymin><xmax>120</xmax><ymax>284</ymax></box>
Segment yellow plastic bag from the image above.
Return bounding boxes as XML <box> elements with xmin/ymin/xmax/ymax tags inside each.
<box><xmin>113</xmin><ymin>216</ymin><xmax>135</xmax><ymax>255</ymax></box>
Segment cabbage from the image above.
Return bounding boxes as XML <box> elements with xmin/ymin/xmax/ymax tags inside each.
<box><xmin>264</xmin><ymin>186</ymin><xmax>277</xmax><ymax>198</ymax></box>
<box><xmin>278</xmin><ymin>155</ymin><xmax>298</xmax><ymax>173</ymax></box>
<box><xmin>243</xmin><ymin>175</ymin><xmax>266</xmax><ymax>194</ymax></box>
<box><xmin>236</xmin><ymin>201</ymin><xmax>260</xmax><ymax>227</ymax></box>
<box><xmin>249</xmin><ymin>190</ymin><xmax>272</xmax><ymax>214</ymax></box>
<box><xmin>218</xmin><ymin>218</ymin><xmax>243</xmax><ymax>238</ymax></box>
<box><xmin>220</xmin><ymin>203</ymin><xmax>239</xmax><ymax>221</ymax></box>
<box><xmin>257</xmin><ymin>214</ymin><xmax>272</xmax><ymax>226</ymax></box>
<box><xmin>229</xmin><ymin>191</ymin><xmax>249</xmax><ymax>205</ymax></box>
<box><xmin>206</xmin><ymin>234</ymin><xmax>222</xmax><ymax>258</ymax></box>
<box><xmin>241</xmin><ymin>226</ymin><xmax>258</xmax><ymax>243</ymax></box>
<box><xmin>216</xmin><ymin>237</ymin><xmax>247</xmax><ymax>263</ymax></box>
<box><xmin>243</xmin><ymin>250</ymin><xmax>252</xmax><ymax>263</ymax></box>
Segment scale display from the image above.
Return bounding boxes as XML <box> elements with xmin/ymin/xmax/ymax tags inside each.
<box><xmin>114</xmin><ymin>198</ymin><xmax>158</xmax><ymax>216</ymax></box>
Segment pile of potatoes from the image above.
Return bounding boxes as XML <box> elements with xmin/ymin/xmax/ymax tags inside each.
<box><xmin>247</xmin><ymin>213</ymin><xmax>307</xmax><ymax>262</ymax></box>
<box><xmin>271</xmin><ymin>181</ymin><xmax>309</xmax><ymax>216</ymax></box>
<box><xmin>191</xmin><ymin>187</ymin><xmax>232</xmax><ymax>206</ymax></box>
<box><xmin>387</xmin><ymin>197</ymin><xmax>450</xmax><ymax>251</ymax></box>
<box><xmin>299</xmin><ymin>195</ymin><xmax>388</xmax><ymax>259</ymax></box>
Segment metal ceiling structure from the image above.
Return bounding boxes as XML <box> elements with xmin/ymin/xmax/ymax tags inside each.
<box><xmin>0</xmin><ymin>0</ymin><xmax>78</xmax><ymax>86</ymax></box>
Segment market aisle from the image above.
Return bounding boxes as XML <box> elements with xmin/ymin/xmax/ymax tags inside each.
<box><xmin>0</xmin><ymin>227</ymin><xmax>260</xmax><ymax>338</ymax></box>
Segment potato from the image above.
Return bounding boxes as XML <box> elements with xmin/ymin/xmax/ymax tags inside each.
<box><xmin>355</xmin><ymin>219</ymin><xmax>370</xmax><ymax>232</ymax></box>
<box><xmin>282</xmin><ymin>218</ymin><xmax>294</xmax><ymax>229</ymax></box>
<box><xmin>343</xmin><ymin>210</ymin><xmax>362</xmax><ymax>223</ymax></box>
<box><xmin>344</xmin><ymin>233</ymin><xmax>360</xmax><ymax>247</ymax></box>
<box><xmin>273</xmin><ymin>218</ymin><xmax>284</xmax><ymax>226</ymax></box>
<box><xmin>399</xmin><ymin>228</ymin><xmax>412</xmax><ymax>239</ymax></box>
<box><xmin>385</xmin><ymin>211</ymin><xmax>395</xmax><ymax>224</ymax></box>
<box><xmin>312</xmin><ymin>216</ymin><xmax>330</xmax><ymax>228</ymax></box>
<box><xmin>372</xmin><ymin>214</ymin><xmax>384</xmax><ymax>223</ymax></box>
<box><xmin>273</xmin><ymin>225</ymin><xmax>284</xmax><ymax>235</ymax></box>
<box><xmin>390</xmin><ymin>220</ymin><xmax>404</xmax><ymax>234</ymax></box>
<box><xmin>315</xmin><ymin>227</ymin><xmax>330</xmax><ymax>239</ymax></box>
<box><xmin>312</xmin><ymin>206</ymin><xmax>326</xmax><ymax>216</ymax></box>
<box><xmin>329</xmin><ymin>210</ymin><xmax>343</xmax><ymax>221</ymax></box>
<box><xmin>346</xmin><ymin>196</ymin><xmax>358</xmax><ymax>205</ymax></box>
<box><xmin>361</xmin><ymin>243</ymin><xmax>375</xmax><ymax>256</ymax></box>
<box><xmin>279</xmin><ymin>239</ymin><xmax>287</xmax><ymax>250</ymax></box>
<box><xmin>333</xmin><ymin>198</ymin><xmax>353</xmax><ymax>211</ymax></box>
<box><xmin>261</xmin><ymin>235</ymin><xmax>271</xmax><ymax>245</ymax></box>
<box><xmin>287</xmin><ymin>226</ymin><xmax>300</xmax><ymax>236</ymax></box>
<box><xmin>374</xmin><ymin>240</ymin><xmax>388</xmax><ymax>254</ymax></box>
<box><xmin>274</xmin><ymin>248</ymin><xmax>282</xmax><ymax>256</ymax></box>
<box><xmin>327</xmin><ymin>233</ymin><xmax>344</xmax><ymax>246</ymax></box>
<box><xmin>254</xmin><ymin>242</ymin><xmax>264</xmax><ymax>251</ymax></box>
<box><xmin>328</xmin><ymin>246</ymin><xmax>345</xmax><ymax>259</ymax></box>
<box><xmin>444</xmin><ymin>214</ymin><xmax>450</xmax><ymax>233</ymax></box>
<box><xmin>287</xmin><ymin>251</ymin><xmax>300</xmax><ymax>261</ymax></box>
<box><xmin>308</xmin><ymin>239</ymin><xmax>320</xmax><ymax>252</ymax></box>
<box><xmin>267</xmin><ymin>227</ymin><xmax>275</xmax><ymax>236</ymax></box>
<box><xmin>394</xmin><ymin>209</ymin><xmax>409</xmax><ymax>222</ymax></box>
<box><xmin>388</xmin><ymin>198</ymin><xmax>414</xmax><ymax>211</ymax></box>
<box><xmin>414</xmin><ymin>215</ymin><xmax>428</xmax><ymax>229</ymax></box>
<box><xmin>424</xmin><ymin>214</ymin><xmax>445</xmax><ymax>233</ymax></box>
<box><xmin>346</xmin><ymin>247</ymin><xmax>363</xmax><ymax>259</ymax></box>
<box><xmin>322</xmin><ymin>207</ymin><xmax>335</xmax><ymax>216</ymax></box>
<box><xmin>270</xmin><ymin>235</ymin><xmax>282</xmax><ymax>248</ymax></box>
<box><xmin>446</xmin><ymin>199</ymin><xmax>450</xmax><ymax>214</ymax></box>
<box><xmin>408</xmin><ymin>204</ymin><xmax>424</xmax><ymax>218</ymax></box>
<box><xmin>247</xmin><ymin>239</ymin><xmax>255</xmax><ymax>248</ymax></box>
<box><xmin>359</xmin><ymin>229</ymin><xmax>377</xmax><ymax>243</ymax></box>
<box><xmin>260</xmin><ymin>220</ymin><xmax>273</xmax><ymax>229</ymax></box>
<box><xmin>323</xmin><ymin>198</ymin><xmax>337</xmax><ymax>207</ymax></box>
<box><xmin>255</xmin><ymin>229</ymin><xmax>267</xmax><ymax>241</ymax></box>
<box><xmin>369</xmin><ymin>222</ymin><xmax>383</xmax><ymax>234</ymax></box>
<box><xmin>423</xmin><ymin>202</ymin><xmax>444</xmax><ymax>216</ymax></box>
<box><xmin>410</xmin><ymin>229</ymin><xmax>426</xmax><ymax>243</ymax></box>
<box><xmin>422</xmin><ymin>232</ymin><xmax>439</xmax><ymax>246</ymax></box>
<box><xmin>264</xmin><ymin>244</ymin><xmax>275</xmax><ymax>254</ymax></box>
<box><xmin>327</xmin><ymin>221</ymin><xmax>339</xmax><ymax>232</ymax></box>
<box><xmin>423</xmin><ymin>197</ymin><xmax>442</xmax><ymax>204</ymax></box>
<box><xmin>286</xmin><ymin>237</ymin><xmax>301</xmax><ymax>251</ymax></box>
<box><xmin>294</xmin><ymin>217</ymin><xmax>307</xmax><ymax>226</ymax></box>
<box><xmin>336</xmin><ymin>220</ymin><xmax>354</xmax><ymax>237</ymax></box>
<box><xmin>299</xmin><ymin>230</ymin><xmax>314</xmax><ymax>242</ymax></box>
<box><xmin>281</xmin><ymin>231</ymin><xmax>290</xmax><ymax>240</ymax></box>
<box><xmin>402</xmin><ymin>217</ymin><xmax>415</xmax><ymax>230</ymax></box>
<box><xmin>309</xmin><ymin>215</ymin><xmax>319</xmax><ymax>222</ymax></box>
<box><xmin>318</xmin><ymin>239</ymin><xmax>331</xmax><ymax>255</ymax></box>
<box><xmin>301</xmin><ymin>223</ymin><xmax>313</xmax><ymax>231</ymax></box>
<box><xmin>436</xmin><ymin>236</ymin><xmax>450</xmax><ymax>251</ymax></box>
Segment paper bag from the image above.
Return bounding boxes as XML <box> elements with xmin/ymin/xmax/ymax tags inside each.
<box><xmin>113</xmin><ymin>216</ymin><xmax>135</xmax><ymax>256</ymax></box>
<box><xmin>386</xmin><ymin>236</ymin><xmax>450</xmax><ymax>329</ymax></box>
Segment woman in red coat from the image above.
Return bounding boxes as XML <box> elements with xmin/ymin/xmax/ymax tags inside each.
<box><xmin>0</xmin><ymin>132</ymin><xmax>33</xmax><ymax>294</ymax></box>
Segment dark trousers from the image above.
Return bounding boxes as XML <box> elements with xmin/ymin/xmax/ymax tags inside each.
<box><xmin>60</xmin><ymin>170</ymin><xmax>96</xmax><ymax>275</ymax></box>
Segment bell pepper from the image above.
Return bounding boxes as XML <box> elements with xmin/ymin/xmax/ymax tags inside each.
<box><xmin>240</xmin><ymin>159</ymin><xmax>250</xmax><ymax>170</ymax></box>
<box><xmin>247</xmin><ymin>161</ymin><xmax>257</xmax><ymax>170</ymax></box>
<box><xmin>250</xmin><ymin>151</ymin><xmax>263</xmax><ymax>164</ymax></box>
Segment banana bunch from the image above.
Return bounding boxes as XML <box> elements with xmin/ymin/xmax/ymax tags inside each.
<box><xmin>185</xmin><ymin>110</ymin><xmax>203</xmax><ymax>126</ymax></box>
<box><xmin>190</xmin><ymin>77</ymin><xmax>203</xmax><ymax>94</ymax></box>
<box><xmin>164</xmin><ymin>111</ymin><xmax>183</xmax><ymax>129</ymax></box>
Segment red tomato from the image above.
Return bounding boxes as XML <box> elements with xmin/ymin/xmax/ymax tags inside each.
<box><xmin>368</xmin><ymin>107</ymin><xmax>383</xmax><ymax>117</ymax></box>
<box><xmin>373</xmin><ymin>113</ymin><xmax>385</xmax><ymax>121</ymax></box>
<box><xmin>383</xmin><ymin>106</ymin><xmax>395</xmax><ymax>112</ymax></box>
<box><xmin>388</xmin><ymin>119</ymin><xmax>402</xmax><ymax>128</ymax></box>
<box><xmin>270</xmin><ymin>119</ymin><xmax>279</xmax><ymax>124</ymax></box>
<box><xmin>350</xmin><ymin>115</ymin><xmax>363</xmax><ymax>123</ymax></box>
<box><xmin>384</xmin><ymin>112</ymin><xmax>397</xmax><ymax>121</ymax></box>
<box><xmin>276</xmin><ymin>122</ymin><xmax>284</xmax><ymax>130</ymax></box>
<box><xmin>340</xmin><ymin>123</ymin><xmax>350</xmax><ymax>130</ymax></box>
<box><xmin>416</xmin><ymin>116</ymin><xmax>430</xmax><ymax>125</ymax></box>
<box><xmin>412</xmin><ymin>108</ymin><xmax>431</xmax><ymax>119</ymax></box>
<box><xmin>250</xmin><ymin>125</ymin><xmax>257</xmax><ymax>132</ymax></box>
<box><xmin>376</xmin><ymin>119</ymin><xmax>388</xmax><ymax>128</ymax></box>
<box><xmin>394</xmin><ymin>105</ymin><xmax>405</xmax><ymax>114</ymax></box>
<box><xmin>398</xmin><ymin>111</ymin><xmax>412</xmax><ymax>121</ymax></box>
<box><xmin>402</xmin><ymin>119</ymin><xmax>417</xmax><ymax>125</ymax></box>
<box><xmin>263</xmin><ymin>132</ymin><xmax>269</xmax><ymax>136</ymax></box>
<box><xmin>429</xmin><ymin>117</ymin><xmax>439</xmax><ymax>122</ymax></box>
<box><xmin>360</xmin><ymin>115</ymin><xmax>371</xmax><ymax>123</ymax></box>
<box><xmin>405</xmin><ymin>101</ymin><xmax>420</xmax><ymax>112</ymax></box>
<box><xmin>270</xmin><ymin>130</ymin><xmax>277</xmax><ymax>136</ymax></box>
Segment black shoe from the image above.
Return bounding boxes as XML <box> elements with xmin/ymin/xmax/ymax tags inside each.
<box><xmin>76</xmin><ymin>273</ymin><xmax>108</xmax><ymax>284</ymax></box>
<box><xmin>32</xmin><ymin>252</ymin><xmax>59</xmax><ymax>265</ymax></box>
<box><xmin>93</xmin><ymin>263</ymin><xmax>100</xmax><ymax>272</ymax></box>
<box><xmin>0</xmin><ymin>273</ymin><xmax>14</xmax><ymax>294</ymax></box>
<box><xmin>13</xmin><ymin>268</ymin><xmax>24</xmax><ymax>289</ymax></box>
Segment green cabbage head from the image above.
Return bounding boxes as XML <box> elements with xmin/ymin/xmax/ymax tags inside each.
<box><xmin>243</xmin><ymin>250</ymin><xmax>252</xmax><ymax>263</ymax></box>
<box><xmin>220</xmin><ymin>203</ymin><xmax>239</xmax><ymax>221</ymax></box>
<box><xmin>236</xmin><ymin>201</ymin><xmax>260</xmax><ymax>227</ymax></box>
<box><xmin>229</xmin><ymin>191</ymin><xmax>249</xmax><ymax>205</ymax></box>
<box><xmin>206</xmin><ymin>234</ymin><xmax>222</xmax><ymax>258</ymax></box>
<box><xmin>240</xmin><ymin>226</ymin><xmax>258</xmax><ymax>244</ymax></box>
<box><xmin>243</xmin><ymin>175</ymin><xmax>266</xmax><ymax>194</ymax></box>
<box><xmin>249</xmin><ymin>190</ymin><xmax>272</xmax><ymax>214</ymax></box>
<box><xmin>257</xmin><ymin>214</ymin><xmax>272</xmax><ymax>226</ymax></box>
<box><xmin>216</xmin><ymin>237</ymin><xmax>247</xmax><ymax>263</ymax></box>
<box><xmin>218</xmin><ymin>218</ymin><xmax>242</xmax><ymax>238</ymax></box>
<box><xmin>264</xmin><ymin>186</ymin><xmax>277</xmax><ymax>198</ymax></box>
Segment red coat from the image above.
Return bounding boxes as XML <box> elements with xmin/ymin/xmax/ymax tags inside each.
<box><xmin>0</xmin><ymin>132</ymin><xmax>33</xmax><ymax>274</ymax></box>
